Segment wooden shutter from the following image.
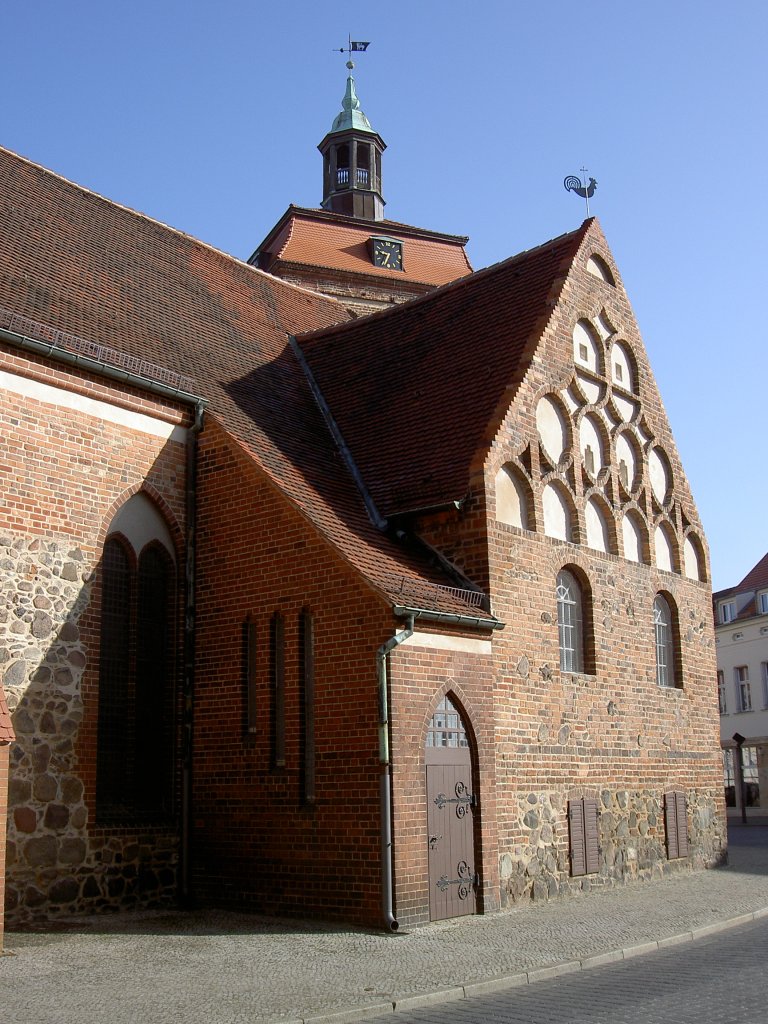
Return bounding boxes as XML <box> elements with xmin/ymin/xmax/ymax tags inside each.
<box><xmin>584</xmin><ymin>798</ymin><xmax>600</xmax><ymax>874</ymax></box>
<box><xmin>675</xmin><ymin>791</ymin><xmax>689</xmax><ymax>857</ymax></box>
<box><xmin>569</xmin><ymin>797</ymin><xmax>599</xmax><ymax>876</ymax></box>
<box><xmin>665</xmin><ymin>790</ymin><xmax>688</xmax><ymax>859</ymax></box>
<box><xmin>664</xmin><ymin>792</ymin><xmax>679</xmax><ymax>858</ymax></box>
<box><xmin>569</xmin><ymin>800</ymin><xmax>586</xmax><ymax>876</ymax></box>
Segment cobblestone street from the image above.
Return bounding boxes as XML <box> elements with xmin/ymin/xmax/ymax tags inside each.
<box><xmin>2</xmin><ymin>824</ymin><xmax>766</xmax><ymax>1024</ymax></box>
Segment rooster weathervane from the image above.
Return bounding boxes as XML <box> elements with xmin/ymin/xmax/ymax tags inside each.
<box><xmin>564</xmin><ymin>167</ymin><xmax>597</xmax><ymax>216</ymax></box>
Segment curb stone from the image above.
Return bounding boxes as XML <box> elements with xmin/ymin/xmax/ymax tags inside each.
<box><xmin>301</xmin><ymin>905</ymin><xmax>768</xmax><ymax>1024</ymax></box>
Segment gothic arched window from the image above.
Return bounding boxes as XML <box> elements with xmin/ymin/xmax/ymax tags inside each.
<box><xmin>97</xmin><ymin>498</ymin><xmax>176</xmax><ymax>821</ymax></box>
<box><xmin>557</xmin><ymin>569</ymin><xmax>584</xmax><ymax>673</ymax></box>
<box><xmin>653</xmin><ymin>593</ymin><xmax>678</xmax><ymax>688</ymax></box>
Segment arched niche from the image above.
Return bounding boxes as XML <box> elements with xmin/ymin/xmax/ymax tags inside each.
<box><xmin>586</xmin><ymin>254</ymin><xmax>615</xmax><ymax>285</ymax></box>
<box><xmin>683</xmin><ymin>533</ymin><xmax>705</xmax><ymax>582</ymax></box>
<box><xmin>621</xmin><ymin>510</ymin><xmax>648</xmax><ymax>564</ymax></box>
<box><xmin>654</xmin><ymin>521</ymin><xmax>677</xmax><ymax>573</ymax></box>
<box><xmin>495</xmin><ymin>464</ymin><xmax>533</xmax><ymax>530</ymax></box>
<box><xmin>107</xmin><ymin>492</ymin><xmax>176</xmax><ymax>562</ymax></box>
<box><xmin>573</xmin><ymin>320</ymin><xmax>603</xmax><ymax>376</ymax></box>
<box><xmin>615</xmin><ymin>431</ymin><xmax>640</xmax><ymax>492</ymax></box>
<box><xmin>542</xmin><ymin>482</ymin><xmax>575</xmax><ymax>542</ymax></box>
<box><xmin>649</xmin><ymin>446</ymin><xmax>673</xmax><ymax>505</ymax></box>
<box><xmin>585</xmin><ymin>496</ymin><xmax>612</xmax><ymax>553</ymax></box>
<box><xmin>536</xmin><ymin>394</ymin><xmax>569</xmax><ymax>465</ymax></box>
<box><xmin>610</xmin><ymin>341</ymin><xmax>637</xmax><ymax>393</ymax></box>
<box><xmin>579</xmin><ymin>414</ymin><xmax>606</xmax><ymax>480</ymax></box>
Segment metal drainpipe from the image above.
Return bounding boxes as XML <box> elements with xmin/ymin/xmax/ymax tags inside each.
<box><xmin>180</xmin><ymin>401</ymin><xmax>204</xmax><ymax>905</ymax></box>
<box><xmin>376</xmin><ymin>614</ymin><xmax>414</xmax><ymax>932</ymax></box>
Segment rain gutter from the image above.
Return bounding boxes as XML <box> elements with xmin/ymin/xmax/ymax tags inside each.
<box><xmin>392</xmin><ymin>605</ymin><xmax>504</xmax><ymax>631</ymax></box>
<box><xmin>376</xmin><ymin>614</ymin><xmax>415</xmax><ymax>932</ymax></box>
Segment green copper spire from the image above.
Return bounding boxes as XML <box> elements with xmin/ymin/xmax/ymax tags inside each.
<box><xmin>330</xmin><ymin>74</ymin><xmax>376</xmax><ymax>135</ymax></box>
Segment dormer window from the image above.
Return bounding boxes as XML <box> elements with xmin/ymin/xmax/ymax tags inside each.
<box><xmin>759</xmin><ymin>592</ymin><xmax>768</xmax><ymax>615</ymax></box>
<box><xmin>719</xmin><ymin>601</ymin><xmax>736</xmax><ymax>624</ymax></box>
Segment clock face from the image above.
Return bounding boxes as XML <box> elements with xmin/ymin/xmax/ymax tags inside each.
<box><xmin>371</xmin><ymin>237</ymin><xmax>404</xmax><ymax>271</ymax></box>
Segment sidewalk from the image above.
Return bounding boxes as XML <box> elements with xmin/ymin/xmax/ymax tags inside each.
<box><xmin>2</xmin><ymin>824</ymin><xmax>767</xmax><ymax>1024</ymax></box>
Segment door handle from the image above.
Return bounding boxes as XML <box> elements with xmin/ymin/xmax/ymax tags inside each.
<box><xmin>429</xmin><ymin>834</ymin><xmax>442</xmax><ymax>849</ymax></box>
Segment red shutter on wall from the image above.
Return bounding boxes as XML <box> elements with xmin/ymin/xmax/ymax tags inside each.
<box><xmin>665</xmin><ymin>791</ymin><xmax>688</xmax><ymax>859</ymax></box>
<box><xmin>569</xmin><ymin>798</ymin><xmax>599</xmax><ymax>876</ymax></box>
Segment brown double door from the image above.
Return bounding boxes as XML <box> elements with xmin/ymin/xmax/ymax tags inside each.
<box><xmin>426</xmin><ymin>743</ymin><xmax>477</xmax><ymax>921</ymax></box>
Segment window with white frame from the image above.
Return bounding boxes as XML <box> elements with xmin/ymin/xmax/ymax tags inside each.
<box><xmin>653</xmin><ymin>594</ymin><xmax>677</xmax><ymax>687</ymax></box>
<box><xmin>557</xmin><ymin>569</ymin><xmax>584</xmax><ymax>673</ymax></box>
<box><xmin>720</xmin><ymin>601</ymin><xmax>736</xmax><ymax>624</ymax></box>
<box><xmin>762</xmin><ymin>662</ymin><xmax>768</xmax><ymax>709</ymax></box>
<box><xmin>735</xmin><ymin>666</ymin><xmax>752</xmax><ymax>711</ymax></box>
<box><xmin>718</xmin><ymin>670</ymin><xmax>726</xmax><ymax>714</ymax></box>
<box><xmin>759</xmin><ymin>592</ymin><xmax>768</xmax><ymax>615</ymax></box>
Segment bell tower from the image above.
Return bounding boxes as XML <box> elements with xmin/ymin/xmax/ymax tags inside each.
<box><xmin>318</xmin><ymin>63</ymin><xmax>386</xmax><ymax>221</ymax></box>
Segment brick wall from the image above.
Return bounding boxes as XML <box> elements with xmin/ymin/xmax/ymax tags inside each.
<box><xmin>375</xmin><ymin>228</ymin><xmax>725</xmax><ymax>923</ymax></box>
<box><xmin>191</xmin><ymin>421</ymin><xmax>393</xmax><ymax>925</ymax></box>
<box><xmin>1</xmin><ymin>346</ymin><xmax>190</xmax><ymax>924</ymax></box>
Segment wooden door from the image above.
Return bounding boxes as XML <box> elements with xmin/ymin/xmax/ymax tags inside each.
<box><xmin>425</xmin><ymin>696</ymin><xmax>477</xmax><ymax>921</ymax></box>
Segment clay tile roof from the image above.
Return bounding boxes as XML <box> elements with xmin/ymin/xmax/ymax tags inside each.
<box><xmin>297</xmin><ymin>222</ymin><xmax>592</xmax><ymax>517</ymax></box>
<box><xmin>736</xmin><ymin>551</ymin><xmax>768</xmax><ymax>594</ymax></box>
<box><xmin>0</xmin><ymin>684</ymin><xmax>14</xmax><ymax>743</ymax></box>
<box><xmin>259</xmin><ymin>207</ymin><xmax>472</xmax><ymax>287</ymax></box>
<box><xmin>0</xmin><ymin>146</ymin><xmax>490</xmax><ymax>619</ymax></box>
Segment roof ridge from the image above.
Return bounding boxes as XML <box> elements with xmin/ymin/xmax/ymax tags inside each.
<box><xmin>297</xmin><ymin>219</ymin><xmax>594</xmax><ymax>348</ymax></box>
<box><xmin>0</xmin><ymin>144</ymin><xmax>351</xmax><ymax>315</ymax></box>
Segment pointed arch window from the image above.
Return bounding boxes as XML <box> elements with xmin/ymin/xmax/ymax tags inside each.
<box><xmin>557</xmin><ymin>570</ymin><xmax>584</xmax><ymax>673</ymax></box>
<box><xmin>97</xmin><ymin>503</ymin><xmax>177</xmax><ymax>822</ymax></box>
<box><xmin>653</xmin><ymin>593</ymin><xmax>678</xmax><ymax>688</ymax></box>
<box><xmin>426</xmin><ymin>695</ymin><xmax>469</xmax><ymax>748</ymax></box>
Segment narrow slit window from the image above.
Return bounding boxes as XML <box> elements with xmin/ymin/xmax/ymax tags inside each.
<box><xmin>300</xmin><ymin>608</ymin><xmax>315</xmax><ymax>803</ymax></box>
<box><xmin>244</xmin><ymin>617</ymin><xmax>258</xmax><ymax>735</ymax></box>
<box><xmin>271</xmin><ymin>611</ymin><xmax>286</xmax><ymax>768</ymax></box>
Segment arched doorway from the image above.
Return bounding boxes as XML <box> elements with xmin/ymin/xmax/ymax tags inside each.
<box><xmin>425</xmin><ymin>695</ymin><xmax>478</xmax><ymax>920</ymax></box>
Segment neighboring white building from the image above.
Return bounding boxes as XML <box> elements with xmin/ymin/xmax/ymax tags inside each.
<box><xmin>715</xmin><ymin>552</ymin><xmax>768</xmax><ymax>817</ymax></box>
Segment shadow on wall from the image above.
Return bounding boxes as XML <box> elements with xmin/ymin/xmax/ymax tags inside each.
<box><xmin>1</xmin><ymin>520</ymin><xmax>181</xmax><ymax>926</ymax></box>
<box><xmin>2</xmin><ymin>536</ymin><xmax>94</xmax><ymax>918</ymax></box>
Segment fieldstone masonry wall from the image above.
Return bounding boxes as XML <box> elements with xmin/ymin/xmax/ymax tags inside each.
<box><xmin>2</xmin><ymin>534</ymin><xmax>179</xmax><ymax>923</ymax></box>
<box><xmin>499</xmin><ymin>786</ymin><xmax>725</xmax><ymax>907</ymax></box>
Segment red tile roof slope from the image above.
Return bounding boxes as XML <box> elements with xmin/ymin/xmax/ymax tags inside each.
<box><xmin>0</xmin><ymin>684</ymin><xmax>14</xmax><ymax>743</ymax></box>
<box><xmin>0</xmin><ymin>146</ymin><xmax>486</xmax><ymax>618</ymax></box>
<box><xmin>298</xmin><ymin>223</ymin><xmax>592</xmax><ymax>517</ymax></box>
<box><xmin>264</xmin><ymin>208</ymin><xmax>473</xmax><ymax>286</ymax></box>
<box><xmin>736</xmin><ymin>551</ymin><xmax>768</xmax><ymax>594</ymax></box>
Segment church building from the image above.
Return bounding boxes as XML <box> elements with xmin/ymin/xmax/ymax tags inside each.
<box><xmin>0</xmin><ymin>66</ymin><xmax>725</xmax><ymax>943</ymax></box>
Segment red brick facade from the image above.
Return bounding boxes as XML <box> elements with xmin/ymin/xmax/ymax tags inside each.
<box><xmin>0</xmin><ymin>145</ymin><xmax>724</xmax><ymax>935</ymax></box>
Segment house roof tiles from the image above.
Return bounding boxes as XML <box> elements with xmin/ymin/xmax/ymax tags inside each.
<box><xmin>298</xmin><ymin>222</ymin><xmax>592</xmax><ymax>517</ymax></box>
<box><xmin>0</xmin><ymin>145</ymin><xmax>487</xmax><ymax>619</ymax></box>
<box><xmin>255</xmin><ymin>206</ymin><xmax>472</xmax><ymax>287</ymax></box>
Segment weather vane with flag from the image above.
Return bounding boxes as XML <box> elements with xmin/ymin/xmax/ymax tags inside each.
<box><xmin>335</xmin><ymin>35</ymin><xmax>371</xmax><ymax>67</ymax></box>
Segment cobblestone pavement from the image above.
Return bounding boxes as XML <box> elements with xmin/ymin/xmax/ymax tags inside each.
<box><xmin>1</xmin><ymin>824</ymin><xmax>766</xmax><ymax>1024</ymax></box>
<box><xmin>364</xmin><ymin>916</ymin><xmax>768</xmax><ymax>1024</ymax></box>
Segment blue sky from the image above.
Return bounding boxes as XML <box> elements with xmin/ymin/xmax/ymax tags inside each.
<box><xmin>2</xmin><ymin>1</ymin><xmax>765</xmax><ymax>590</ymax></box>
